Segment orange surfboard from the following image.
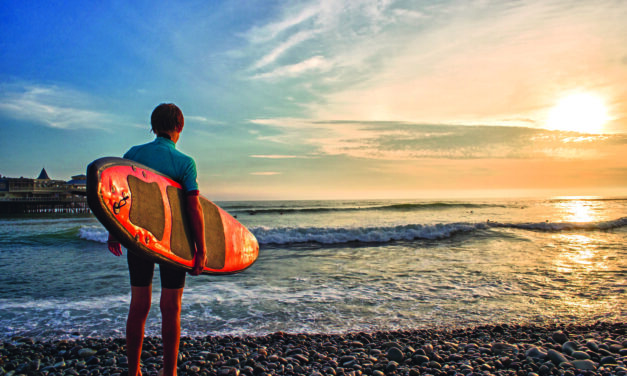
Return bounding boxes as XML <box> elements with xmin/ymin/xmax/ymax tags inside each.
<box><xmin>86</xmin><ymin>157</ymin><xmax>258</xmax><ymax>274</ymax></box>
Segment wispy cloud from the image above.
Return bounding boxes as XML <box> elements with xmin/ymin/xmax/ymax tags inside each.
<box><xmin>238</xmin><ymin>0</ymin><xmax>627</xmax><ymax>132</ymax></box>
<box><xmin>251</xmin><ymin>118</ymin><xmax>627</xmax><ymax>161</ymax></box>
<box><xmin>251</xmin><ymin>171</ymin><xmax>281</xmax><ymax>176</ymax></box>
<box><xmin>251</xmin><ymin>56</ymin><xmax>330</xmax><ymax>80</ymax></box>
<box><xmin>186</xmin><ymin>115</ymin><xmax>225</xmax><ymax>126</ymax></box>
<box><xmin>251</xmin><ymin>30</ymin><xmax>319</xmax><ymax>70</ymax></box>
<box><xmin>244</xmin><ymin>5</ymin><xmax>320</xmax><ymax>44</ymax></box>
<box><xmin>250</xmin><ymin>154</ymin><xmax>314</xmax><ymax>159</ymax></box>
<box><xmin>243</xmin><ymin>0</ymin><xmax>398</xmax><ymax>80</ymax></box>
<box><xmin>0</xmin><ymin>83</ymin><xmax>115</xmax><ymax>130</ymax></box>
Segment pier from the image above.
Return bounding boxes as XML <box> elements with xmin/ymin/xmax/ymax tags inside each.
<box><xmin>0</xmin><ymin>168</ymin><xmax>89</xmax><ymax>215</ymax></box>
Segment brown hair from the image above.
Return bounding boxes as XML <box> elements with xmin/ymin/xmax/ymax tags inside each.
<box><xmin>151</xmin><ymin>103</ymin><xmax>184</xmax><ymax>134</ymax></box>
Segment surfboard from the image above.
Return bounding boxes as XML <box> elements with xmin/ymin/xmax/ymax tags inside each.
<box><xmin>86</xmin><ymin>157</ymin><xmax>258</xmax><ymax>275</ymax></box>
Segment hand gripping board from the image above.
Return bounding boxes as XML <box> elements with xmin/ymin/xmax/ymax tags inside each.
<box><xmin>86</xmin><ymin>157</ymin><xmax>258</xmax><ymax>274</ymax></box>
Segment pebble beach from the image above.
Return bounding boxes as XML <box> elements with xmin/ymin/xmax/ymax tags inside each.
<box><xmin>2</xmin><ymin>322</ymin><xmax>626</xmax><ymax>376</ymax></box>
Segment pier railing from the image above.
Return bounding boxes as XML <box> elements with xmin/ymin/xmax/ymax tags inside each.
<box><xmin>0</xmin><ymin>196</ymin><xmax>90</xmax><ymax>214</ymax></box>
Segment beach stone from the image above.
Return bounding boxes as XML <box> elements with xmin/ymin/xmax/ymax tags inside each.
<box><xmin>226</xmin><ymin>358</ymin><xmax>240</xmax><ymax>366</ymax></box>
<box><xmin>460</xmin><ymin>364</ymin><xmax>474</xmax><ymax>373</ymax></box>
<box><xmin>386</xmin><ymin>361</ymin><xmax>398</xmax><ymax>373</ymax></box>
<box><xmin>340</xmin><ymin>355</ymin><xmax>356</xmax><ymax>364</ymax></box>
<box><xmin>78</xmin><ymin>348</ymin><xmax>97</xmax><ymax>358</ymax></box>
<box><xmin>219</xmin><ymin>366</ymin><xmax>240</xmax><ymax>376</ymax></box>
<box><xmin>560</xmin><ymin>361</ymin><xmax>575</xmax><ymax>369</ymax></box>
<box><xmin>411</xmin><ymin>354</ymin><xmax>430</xmax><ymax>365</ymax></box>
<box><xmin>572</xmin><ymin>359</ymin><xmax>596</xmax><ymax>370</ymax></box>
<box><xmin>104</xmin><ymin>358</ymin><xmax>116</xmax><ymax>366</ymax></box>
<box><xmin>547</xmin><ymin>349</ymin><xmax>568</xmax><ymax>365</ymax></box>
<box><xmin>525</xmin><ymin>346</ymin><xmax>547</xmax><ymax>359</ymax></box>
<box><xmin>600</xmin><ymin>355</ymin><xmax>617</xmax><ymax>365</ymax></box>
<box><xmin>387</xmin><ymin>347</ymin><xmax>404</xmax><ymax>362</ymax></box>
<box><xmin>428</xmin><ymin>360</ymin><xmax>442</xmax><ymax>369</ymax></box>
<box><xmin>552</xmin><ymin>331</ymin><xmax>569</xmax><ymax>344</ymax></box>
<box><xmin>492</xmin><ymin>342</ymin><xmax>518</xmax><ymax>355</ymax></box>
<box><xmin>571</xmin><ymin>350</ymin><xmax>590</xmax><ymax>359</ymax></box>
<box><xmin>562</xmin><ymin>341</ymin><xmax>578</xmax><ymax>355</ymax></box>
<box><xmin>586</xmin><ymin>340</ymin><xmax>599</xmax><ymax>352</ymax></box>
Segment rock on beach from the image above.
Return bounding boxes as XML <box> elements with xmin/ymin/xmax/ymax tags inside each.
<box><xmin>0</xmin><ymin>322</ymin><xmax>625</xmax><ymax>376</ymax></box>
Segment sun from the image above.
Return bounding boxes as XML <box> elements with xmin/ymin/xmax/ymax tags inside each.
<box><xmin>546</xmin><ymin>92</ymin><xmax>609</xmax><ymax>134</ymax></box>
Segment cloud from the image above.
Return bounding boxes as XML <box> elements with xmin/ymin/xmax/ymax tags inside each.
<box><xmin>250</xmin><ymin>154</ymin><xmax>314</xmax><ymax>159</ymax></box>
<box><xmin>243</xmin><ymin>0</ymin><xmax>398</xmax><ymax>81</ymax></box>
<box><xmin>251</xmin><ymin>56</ymin><xmax>331</xmax><ymax>80</ymax></box>
<box><xmin>251</xmin><ymin>30</ymin><xmax>319</xmax><ymax>70</ymax></box>
<box><xmin>236</xmin><ymin>0</ymin><xmax>627</xmax><ymax>133</ymax></box>
<box><xmin>251</xmin><ymin>118</ymin><xmax>627</xmax><ymax>161</ymax></box>
<box><xmin>0</xmin><ymin>83</ymin><xmax>115</xmax><ymax>130</ymax></box>
<box><xmin>245</xmin><ymin>5</ymin><xmax>320</xmax><ymax>43</ymax></box>
<box><xmin>186</xmin><ymin>115</ymin><xmax>225</xmax><ymax>126</ymax></box>
<box><xmin>251</xmin><ymin>171</ymin><xmax>281</xmax><ymax>176</ymax></box>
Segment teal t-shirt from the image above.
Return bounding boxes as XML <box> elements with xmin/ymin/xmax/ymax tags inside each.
<box><xmin>124</xmin><ymin>136</ymin><xmax>199</xmax><ymax>193</ymax></box>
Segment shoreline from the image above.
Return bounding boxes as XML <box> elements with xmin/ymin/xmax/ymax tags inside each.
<box><xmin>2</xmin><ymin>322</ymin><xmax>625</xmax><ymax>375</ymax></box>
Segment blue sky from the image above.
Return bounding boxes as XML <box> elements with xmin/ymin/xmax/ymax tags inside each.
<box><xmin>1</xmin><ymin>0</ymin><xmax>626</xmax><ymax>200</ymax></box>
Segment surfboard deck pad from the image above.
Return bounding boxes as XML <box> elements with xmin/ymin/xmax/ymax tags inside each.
<box><xmin>87</xmin><ymin>157</ymin><xmax>258</xmax><ymax>275</ymax></box>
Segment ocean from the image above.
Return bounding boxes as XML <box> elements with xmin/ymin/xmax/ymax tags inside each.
<box><xmin>0</xmin><ymin>197</ymin><xmax>625</xmax><ymax>341</ymax></box>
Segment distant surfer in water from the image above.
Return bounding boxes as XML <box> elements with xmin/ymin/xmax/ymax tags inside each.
<box><xmin>107</xmin><ymin>103</ymin><xmax>207</xmax><ymax>376</ymax></box>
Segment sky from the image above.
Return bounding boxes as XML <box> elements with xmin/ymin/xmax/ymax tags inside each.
<box><xmin>1</xmin><ymin>0</ymin><xmax>626</xmax><ymax>200</ymax></box>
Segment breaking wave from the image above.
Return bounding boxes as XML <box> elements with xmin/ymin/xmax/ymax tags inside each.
<box><xmin>252</xmin><ymin>216</ymin><xmax>627</xmax><ymax>245</ymax></box>
<box><xmin>74</xmin><ymin>217</ymin><xmax>627</xmax><ymax>246</ymax></box>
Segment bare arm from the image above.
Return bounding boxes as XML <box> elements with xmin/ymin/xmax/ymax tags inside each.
<box><xmin>186</xmin><ymin>194</ymin><xmax>207</xmax><ymax>275</ymax></box>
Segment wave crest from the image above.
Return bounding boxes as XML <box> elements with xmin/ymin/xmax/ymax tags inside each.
<box><xmin>253</xmin><ymin>217</ymin><xmax>627</xmax><ymax>245</ymax></box>
<box><xmin>76</xmin><ymin>217</ymin><xmax>627</xmax><ymax>246</ymax></box>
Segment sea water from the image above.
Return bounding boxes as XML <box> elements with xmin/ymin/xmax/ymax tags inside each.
<box><xmin>0</xmin><ymin>197</ymin><xmax>625</xmax><ymax>340</ymax></box>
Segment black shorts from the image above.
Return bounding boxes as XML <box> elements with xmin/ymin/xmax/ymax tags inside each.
<box><xmin>127</xmin><ymin>251</ymin><xmax>186</xmax><ymax>289</ymax></box>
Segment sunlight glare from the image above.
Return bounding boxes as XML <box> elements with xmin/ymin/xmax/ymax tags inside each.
<box><xmin>546</xmin><ymin>92</ymin><xmax>609</xmax><ymax>134</ymax></box>
<box><xmin>554</xmin><ymin>199</ymin><xmax>599</xmax><ymax>223</ymax></box>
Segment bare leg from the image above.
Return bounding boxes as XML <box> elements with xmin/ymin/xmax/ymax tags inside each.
<box><xmin>160</xmin><ymin>287</ymin><xmax>183</xmax><ymax>376</ymax></box>
<box><xmin>127</xmin><ymin>285</ymin><xmax>152</xmax><ymax>376</ymax></box>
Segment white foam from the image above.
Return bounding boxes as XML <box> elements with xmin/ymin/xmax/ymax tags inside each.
<box><xmin>78</xmin><ymin>226</ymin><xmax>108</xmax><ymax>243</ymax></box>
<box><xmin>75</xmin><ymin>216</ymin><xmax>627</xmax><ymax>246</ymax></box>
<box><xmin>251</xmin><ymin>223</ymin><xmax>479</xmax><ymax>245</ymax></box>
<box><xmin>251</xmin><ymin>216</ymin><xmax>627</xmax><ymax>245</ymax></box>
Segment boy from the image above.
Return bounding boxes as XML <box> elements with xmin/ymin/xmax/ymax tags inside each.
<box><xmin>108</xmin><ymin>103</ymin><xmax>207</xmax><ymax>376</ymax></box>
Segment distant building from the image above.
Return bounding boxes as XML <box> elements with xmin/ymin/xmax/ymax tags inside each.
<box><xmin>0</xmin><ymin>168</ymin><xmax>89</xmax><ymax>214</ymax></box>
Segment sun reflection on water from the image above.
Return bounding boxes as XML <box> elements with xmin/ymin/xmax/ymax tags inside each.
<box><xmin>553</xmin><ymin>234</ymin><xmax>608</xmax><ymax>273</ymax></box>
<box><xmin>550</xmin><ymin>232</ymin><xmax>614</xmax><ymax>317</ymax></box>
<box><xmin>553</xmin><ymin>198</ymin><xmax>603</xmax><ymax>223</ymax></box>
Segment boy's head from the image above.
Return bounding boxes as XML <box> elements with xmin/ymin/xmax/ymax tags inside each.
<box><xmin>151</xmin><ymin>103</ymin><xmax>184</xmax><ymax>134</ymax></box>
